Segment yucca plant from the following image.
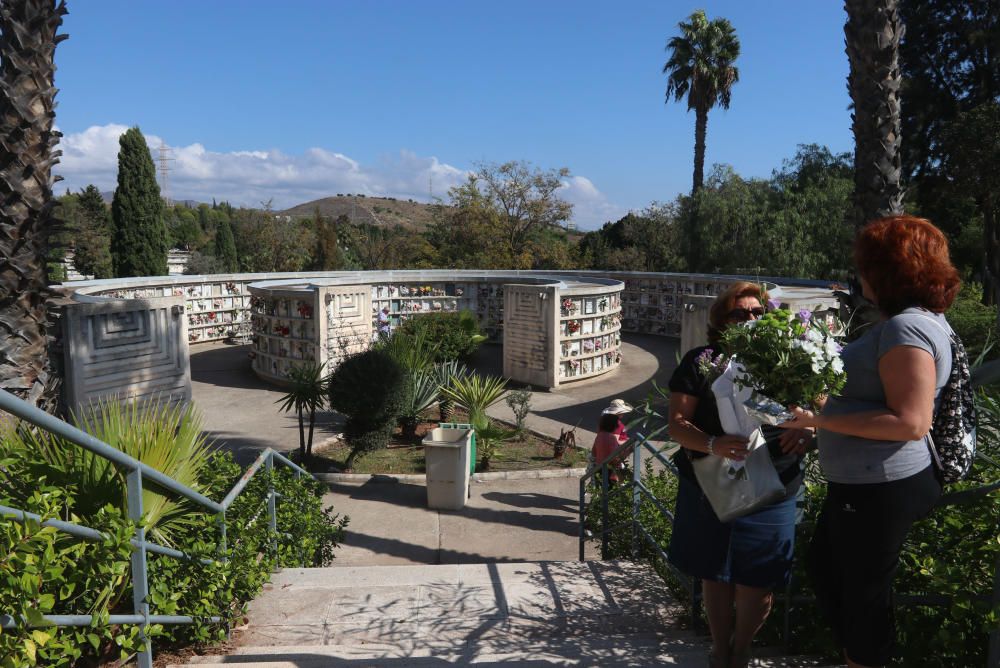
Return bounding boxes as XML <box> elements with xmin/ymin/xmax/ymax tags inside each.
<box><xmin>276</xmin><ymin>362</ymin><xmax>328</xmax><ymax>460</ymax></box>
<box><xmin>441</xmin><ymin>373</ymin><xmax>510</xmax><ymax>470</ymax></box>
<box><xmin>436</xmin><ymin>360</ymin><xmax>468</xmax><ymax>422</ymax></box>
<box><xmin>440</xmin><ymin>372</ymin><xmax>509</xmax><ymax>416</ymax></box>
<box><xmin>0</xmin><ymin>397</ymin><xmax>216</xmax><ymax>548</ymax></box>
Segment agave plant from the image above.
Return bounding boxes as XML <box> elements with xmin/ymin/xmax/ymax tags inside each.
<box><xmin>275</xmin><ymin>362</ymin><xmax>328</xmax><ymax>460</ymax></box>
<box><xmin>0</xmin><ymin>397</ymin><xmax>216</xmax><ymax>548</ymax></box>
<box><xmin>397</xmin><ymin>366</ymin><xmax>443</xmax><ymax>441</ymax></box>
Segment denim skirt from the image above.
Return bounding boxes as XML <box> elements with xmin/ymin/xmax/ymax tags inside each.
<box><xmin>668</xmin><ymin>475</ymin><xmax>797</xmax><ymax>588</ymax></box>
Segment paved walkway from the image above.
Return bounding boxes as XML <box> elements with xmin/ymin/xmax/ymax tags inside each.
<box><xmin>325</xmin><ymin>476</ymin><xmax>600</xmax><ymax>567</ymax></box>
<box><xmin>189</xmin><ymin>337</ymin><xmax>678</xmax><ymax>567</ymax></box>
<box><xmin>190</xmin><ymin>334</ymin><xmax>679</xmax><ymax>463</ymax></box>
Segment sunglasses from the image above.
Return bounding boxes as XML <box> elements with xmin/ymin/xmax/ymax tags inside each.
<box><xmin>727</xmin><ymin>307</ymin><xmax>765</xmax><ymax>321</ymax></box>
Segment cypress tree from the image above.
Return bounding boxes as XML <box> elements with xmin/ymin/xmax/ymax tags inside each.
<box><xmin>214</xmin><ymin>217</ymin><xmax>238</xmax><ymax>272</ymax></box>
<box><xmin>111</xmin><ymin>127</ymin><xmax>167</xmax><ymax>276</ymax></box>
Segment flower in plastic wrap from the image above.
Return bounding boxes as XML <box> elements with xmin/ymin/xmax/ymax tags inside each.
<box><xmin>719</xmin><ymin>307</ymin><xmax>846</xmax><ymax>410</ymax></box>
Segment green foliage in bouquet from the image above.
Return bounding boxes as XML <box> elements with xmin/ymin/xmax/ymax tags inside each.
<box><xmin>720</xmin><ymin>307</ymin><xmax>846</xmax><ymax>408</ymax></box>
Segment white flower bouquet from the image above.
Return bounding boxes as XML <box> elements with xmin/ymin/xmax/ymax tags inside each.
<box><xmin>720</xmin><ymin>306</ymin><xmax>846</xmax><ymax>420</ymax></box>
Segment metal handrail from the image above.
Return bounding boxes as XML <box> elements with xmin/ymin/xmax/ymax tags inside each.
<box><xmin>580</xmin><ymin>411</ymin><xmax>1000</xmax><ymax>666</ymax></box>
<box><xmin>0</xmin><ymin>388</ymin><xmax>314</xmax><ymax>668</ymax></box>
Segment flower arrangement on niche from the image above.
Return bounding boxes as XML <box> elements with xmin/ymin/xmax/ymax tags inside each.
<box><xmin>297</xmin><ymin>302</ymin><xmax>313</xmax><ymax>319</ymax></box>
<box><xmin>598</xmin><ymin>297</ymin><xmax>608</xmax><ymax>311</ymax></box>
<box><xmin>561</xmin><ymin>298</ymin><xmax>576</xmax><ymax>315</ymax></box>
<box><xmin>225</xmin><ymin>282</ymin><xmax>238</xmax><ymax>294</ymax></box>
<box><xmin>274</xmin><ymin>324</ymin><xmax>291</xmax><ymax>337</ymax></box>
<box><xmin>567</xmin><ymin>320</ymin><xmax>581</xmax><ymax>334</ymax></box>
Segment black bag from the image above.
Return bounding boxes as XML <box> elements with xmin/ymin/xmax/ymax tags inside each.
<box><xmin>917</xmin><ymin>314</ymin><xmax>977</xmax><ymax>483</ymax></box>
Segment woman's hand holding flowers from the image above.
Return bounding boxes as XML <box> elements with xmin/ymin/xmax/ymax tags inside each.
<box><xmin>777</xmin><ymin>406</ymin><xmax>820</xmax><ymax>431</ymax></box>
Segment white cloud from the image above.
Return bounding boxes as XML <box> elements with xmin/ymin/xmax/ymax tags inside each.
<box><xmin>54</xmin><ymin>123</ymin><xmax>623</xmax><ymax>229</ymax></box>
<box><xmin>558</xmin><ymin>175</ymin><xmax>627</xmax><ymax>231</ymax></box>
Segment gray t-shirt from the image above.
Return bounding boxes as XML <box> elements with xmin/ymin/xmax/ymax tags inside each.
<box><xmin>818</xmin><ymin>307</ymin><xmax>952</xmax><ymax>484</ymax></box>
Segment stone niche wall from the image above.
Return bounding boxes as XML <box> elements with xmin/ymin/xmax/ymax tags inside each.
<box><xmin>65</xmin><ymin>270</ymin><xmax>836</xmax><ymax>393</ymax></box>
<box><xmin>62</xmin><ymin>295</ymin><xmax>191</xmax><ymax>416</ymax></box>
<box><xmin>502</xmin><ymin>284</ymin><xmax>558</xmax><ymax>387</ymax></box>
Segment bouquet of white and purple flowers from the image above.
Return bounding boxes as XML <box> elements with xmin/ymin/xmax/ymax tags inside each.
<box><xmin>720</xmin><ymin>304</ymin><xmax>846</xmax><ymax>419</ymax></box>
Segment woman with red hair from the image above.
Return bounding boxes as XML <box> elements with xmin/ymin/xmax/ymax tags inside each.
<box><xmin>781</xmin><ymin>215</ymin><xmax>961</xmax><ymax>668</ymax></box>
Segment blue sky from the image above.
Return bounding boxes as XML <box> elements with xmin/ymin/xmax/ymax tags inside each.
<box><xmin>54</xmin><ymin>1</ymin><xmax>852</xmax><ymax>229</ymax></box>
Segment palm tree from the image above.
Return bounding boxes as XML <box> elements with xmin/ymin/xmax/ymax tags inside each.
<box><xmin>0</xmin><ymin>1</ymin><xmax>67</xmax><ymax>410</ymax></box>
<box><xmin>276</xmin><ymin>362</ymin><xmax>328</xmax><ymax>460</ymax></box>
<box><xmin>663</xmin><ymin>9</ymin><xmax>741</xmax><ymax>194</ymax></box>
<box><xmin>844</xmin><ymin>0</ymin><xmax>905</xmax><ymax>229</ymax></box>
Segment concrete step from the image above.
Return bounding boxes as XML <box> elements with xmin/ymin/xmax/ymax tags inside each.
<box><xmin>167</xmin><ymin>561</ymin><xmax>839</xmax><ymax>667</ymax></box>
<box><xmin>171</xmin><ymin>643</ymin><xmax>837</xmax><ymax>668</ymax></box>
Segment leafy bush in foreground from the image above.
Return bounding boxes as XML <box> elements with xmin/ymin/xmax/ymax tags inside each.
<box><xmin>0</xmin><ymin>405</ymin><xmax>347</xmax><ymax>666</ymax></box>
<box><xmin>590</xmin><ymin>389</ymin><xmax>1000</xmax><ymax>666</ymax></box>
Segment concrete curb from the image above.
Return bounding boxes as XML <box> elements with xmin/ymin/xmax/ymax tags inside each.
<box><xmin>315</xmin><ymin>467</ymin><xmax>587</xmax><ymax>484</ymax></box>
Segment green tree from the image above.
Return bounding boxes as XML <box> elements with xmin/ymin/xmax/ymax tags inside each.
<box><xmin>844</xmin><ymin>0</ymin><xmax>905</xmax><ymax>228</ymax></box>
<box><xmin>663</xmin><ymin>9</ymin><xmax>741</xmax><ymax>194</ymax></box>
<box><xmin>214</xmin><ymin>216</ymin><xmax>239</xmax><ymax>273</ymax></box>
<box><xmin>72</xmin><ymin>185</ymin><xmax>113</xmax><ymax>279</ymax></box>
<box><xmin>432</xmin><ymin>161</ymin><xmax>573</xmax><ymax>268</ymax></box>
<box><xmin>940</xmin><ymin>102</ymin><xmax>1000</xmax><ymax>304</ymax></box>
<box><xmin>312</xmin><ymin>210</ymin><xmax>345</xmax><ymax>270</ymax></box>
<box><xmin>232</xmin><ymin>205</ymin><xmax>315</xmax><ymax>273</ymax></box>
<box><xmin>111</xmin><ymin>127</ymin><xmax>167</xmax><ymax>276</ymax></box>
<box><xmin>0</xmin><ymin>0</ymin><xmax>66</xmax><ymax>410</ymax></box>
<box><xmin>165</xmin><ymin>205</ymin><xmax>201</xmax><ymax>250</ymax></box>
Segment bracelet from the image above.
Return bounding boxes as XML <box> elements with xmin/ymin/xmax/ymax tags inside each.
<box><xmin>706</xmin><ymin>435</ymin><xmax>716</xmax><ymax>455</ymax></box>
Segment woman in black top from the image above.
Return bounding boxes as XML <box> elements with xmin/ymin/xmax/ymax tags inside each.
<box><xmin>667</xmin><ymin>281</ymin><xmax>811</xmax><ymax>668</ymax></box>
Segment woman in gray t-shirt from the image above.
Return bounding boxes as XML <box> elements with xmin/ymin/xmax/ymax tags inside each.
<box><xmin>780</xmin><ymin>215</ymin><xmax>961</xmax><ymax>668</ymax></box>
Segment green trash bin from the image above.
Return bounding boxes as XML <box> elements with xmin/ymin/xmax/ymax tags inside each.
<box><xmin>439</xmin><ymin>422</ymin><xmax>477</xmax><ymax>474</ymax></box>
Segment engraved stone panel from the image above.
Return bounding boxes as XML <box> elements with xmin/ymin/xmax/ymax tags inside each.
<box><xmin>63</xmin><ymin>296</ymin><xmax>191</xmax><ymax>416</ymax></box>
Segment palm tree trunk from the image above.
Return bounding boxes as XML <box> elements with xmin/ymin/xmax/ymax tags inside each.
<box><xmin>692</xmin><ymin>105</ymin><xmax>708</xmax><ymax>194</ymax></box>
<box><xmin>844</xmin><ymin>0</ymin><xmax>905</xmax><ymax>229</ymax></box>
<box><xmin>306</xmin><ymin>407</ymin><xmax>316</xmax><ymax>457</ymax></box>
<box><xmin>297</xmin><ymin>410</ymin><xmax>306</xmax><ymax>459</ymax></box>
<box><xmin>983</xmin><ymin>194</ymin><xmax>998</xmax><ymax>307</ymax></box>
<box><xmin>0</xmin><ymin>0</ymin><xmax>67</xmax><ymax>410</ymax></box>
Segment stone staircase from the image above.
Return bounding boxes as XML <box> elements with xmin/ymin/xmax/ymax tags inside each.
<box><xmin>168</xmin><ymin>561</ymin><xmax>835</xmax><ymax>667</ymax></box>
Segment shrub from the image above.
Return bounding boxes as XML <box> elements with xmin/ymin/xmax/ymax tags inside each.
<box><xmin>0</xmin><ymin>408</ymin><xmax>347</xmax><ymax>666</ymax></box>
<box><xmin>398</xmin><ymin>310</ymin><xmax>486</xmax><ymax>363</ymax></box>
<box><xmin>504</xmin><ymin>387</ymin><xmax>533</xmax><ymax>438</ymax></box>
<box><xmin>590</xmin><ymin>388</ymin><xmax>1000</xmax><ymax>665</ymax></box>
<box><xmin>328</xmin><ymin>348</ymin><xmax>411</xmax><ymax>468</ymax></box>
<box><xmin>947</xmin><ymin>282</ymin><xmax>997</xmax><ymax>361</ymax></box>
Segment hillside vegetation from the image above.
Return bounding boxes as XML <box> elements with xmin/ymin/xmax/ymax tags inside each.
<box><xmin>281</xmin><ymin>195</ymin><xmax>439</xmax><ymax>230</ymax></box>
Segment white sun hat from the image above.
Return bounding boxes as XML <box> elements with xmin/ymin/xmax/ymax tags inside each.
<box><xmin>602</xmin><ymin>399</ymin><xmax>633</xmax><ymax>415</ymax></box>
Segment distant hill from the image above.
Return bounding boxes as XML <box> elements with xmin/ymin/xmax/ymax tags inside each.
<box><xmin>280</xmin><ymin>195</ymin><xmax>441</xmax><ymax>230</ymax></box>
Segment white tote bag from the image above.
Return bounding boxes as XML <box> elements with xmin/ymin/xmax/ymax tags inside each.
<box><xmin>692</xmin><ymin>362</ymin><xmax>785</xmax><ymax>522</ymax></box>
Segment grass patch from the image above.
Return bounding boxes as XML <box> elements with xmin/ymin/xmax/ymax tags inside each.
<box><xmin>307</xmin><ymin>410</ymin><xmax>588</xmax><ymax>474</ymax></box>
